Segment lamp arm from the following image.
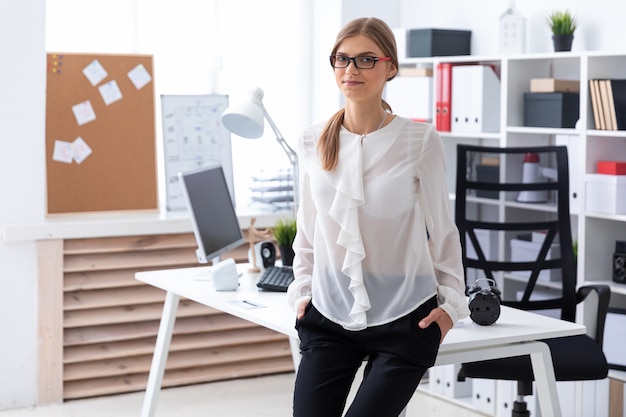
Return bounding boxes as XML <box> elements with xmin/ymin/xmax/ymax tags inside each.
<box><xmin>262</xmin><ymin>107</ymin><xmax>300</xmax><ymax>215</ymax></box>
<box><xmin>262</xmin><ymin>107</ymin><xmax>297</xmax><ymax>166</ymax></box>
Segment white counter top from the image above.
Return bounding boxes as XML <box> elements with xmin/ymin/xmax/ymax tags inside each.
<box><xmin>2</xmin><ymin>207</ymin><xmax>292</xmax><ymax>242</ymax></box>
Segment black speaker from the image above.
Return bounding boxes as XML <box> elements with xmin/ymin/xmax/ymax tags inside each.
<box><xmin>614</xmin><ymin>252</ymin><xmax>626</xmax><ymax>284</ymax></box>
<box><xmin>254</xmin><ymin>240</ymin><xmax>276</xmax><ymax>269</ymax></box>
<box><xmin>467</xmin><ymin>278</ymin><xmax>501</xmax><ymax>326</ymax></box>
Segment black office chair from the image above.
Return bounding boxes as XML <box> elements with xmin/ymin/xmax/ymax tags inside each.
<box><xmin>454</xmin><ymin>144</ymin><xmax>610</xmax><ymax>417</ymax></box>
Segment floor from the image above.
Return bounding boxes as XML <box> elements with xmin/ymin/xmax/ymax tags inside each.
<box><xmin>0</xmin><ymin>372</ymin><xmax>489</xmax><ymax>417</ymax></box>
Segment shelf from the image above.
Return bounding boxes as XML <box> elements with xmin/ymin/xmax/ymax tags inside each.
<box><xmin>609</xmin><ymin>369</ymin><xmax>626</xmax><ymax>382</ymax></box>
<box><xmin>398</xmin><ymin>48</ymin><xmax>626</xmax><ymax>417</ymax></box>
<box><xmin>587</xmin><ymin>129</ymin><xmax>626</xmax><ymax>138</ymax></box>
<box><xmin>504</xmin><ymin>200</ymin><xmax>558</xmax><ymax>213</ymax></box>
<box><xmin>506</xmin><ymin>126</ymin><xmax>580</xmax><ymax>135</ymax></box>
<box><xmin>401</xmin><ymin>53</ymin><xmax>509</xmax><ymax>65</ymax></box>
<box><xmin>466</xmin><ymin>195</ymin><xmax>501</xmax><ymax>206</ymax></box>
<box><xmin>585</xmin><ymin>212</ymin><xmax>626</xmax><ymax>223</ymax></box>
<box><xmin>440</xmin><ymin>131</ymin><xmax>501</xmax><ymax>140</ymax></box>
<box><xmin>504</xmin><ymin>273</ymin><xmax>563</xmax><ymax>291</ymax></box>
<box><xmin>249</xmin><ymin>185</ymin><xmax>293</xmax><ymax>193</ymax></box>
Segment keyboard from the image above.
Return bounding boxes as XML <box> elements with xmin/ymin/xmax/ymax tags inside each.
<box><xmin>256</xmin><ymin>265</ymin><xmax>294</xmax><ymax>292</ymax></box>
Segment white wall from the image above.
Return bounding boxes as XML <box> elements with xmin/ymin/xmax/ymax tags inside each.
<box><xmin>0</xmin><ymin>0</ymin><xmax>46</xmax><ymax>409</ymax></box>
<box><xmin>2</xmin><ymin>0</ymin><xmax>626</xmax><ymax>410</ymax></box>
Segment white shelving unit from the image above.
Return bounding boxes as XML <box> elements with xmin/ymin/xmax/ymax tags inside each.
<box><xmin>391</xmin><ymin>51</ymin><xmax>626</xmax><ymax>417</ymax></box>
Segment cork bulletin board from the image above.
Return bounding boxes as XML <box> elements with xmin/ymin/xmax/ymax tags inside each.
<box><xmin>45</xmin><ymin>53</ymin><xmax>158</xmax><ymax>214</ymax></box>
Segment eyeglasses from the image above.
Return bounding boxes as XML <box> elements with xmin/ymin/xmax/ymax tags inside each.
<box><xmin>329</xmin><ymin>55</ymin><xmax>391</xmax><ymax>69</ymax></box>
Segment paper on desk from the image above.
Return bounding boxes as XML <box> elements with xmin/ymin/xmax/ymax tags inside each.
<box><xmin>230</xmin><ymin>300</ymin><xmax>266</xmax><ymax>309</ymax></box>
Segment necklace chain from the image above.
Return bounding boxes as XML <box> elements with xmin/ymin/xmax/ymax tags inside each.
<box><xmin>360</xmin><ymin>112</ymin><xmax>388</xmax><ymax>144</ymax></box>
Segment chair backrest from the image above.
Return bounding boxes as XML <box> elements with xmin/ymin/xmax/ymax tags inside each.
<box><xmin>455</xmin><ymin>144</ymin><xmax>577</xmax><ymax>322</ymax></box>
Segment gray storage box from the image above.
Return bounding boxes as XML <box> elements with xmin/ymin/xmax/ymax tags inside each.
<box><xmin>523</xmin><ymin>92</ymin><xmax>579</xmax><ymax>128</ymax></box>
<box><xmin>407</xmin><ymin>29</ymin><xmax>471</xmax><ymax>57</ymax></box>
<box><xmin>476</xmin><ymin>165</ymin><xmax>499</xmax><ymax>199</ymax></box>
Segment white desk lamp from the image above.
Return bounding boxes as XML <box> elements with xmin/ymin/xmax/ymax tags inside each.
<box><xmin>221</xmin><ymin>87</ymin><xmax>299</xmax><ymax>214</ymax></box>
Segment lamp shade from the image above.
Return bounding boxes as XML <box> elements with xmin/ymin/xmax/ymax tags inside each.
<box><xmin>221</xmin><ymin>87</ymin><xmax>266</xmax><ymax>139</ymax></box>
<box><xmin>220</xmin><ymin>86</ymin><xmax>299</xmax><ymax>214</ymax></box>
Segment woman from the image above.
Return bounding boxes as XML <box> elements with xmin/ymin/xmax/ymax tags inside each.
<box><xmin>287</xmin><ymin>17</ymin><xmax>469</xmax><ymax>417</ymax></box>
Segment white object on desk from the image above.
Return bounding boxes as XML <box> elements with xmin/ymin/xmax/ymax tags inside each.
<box><xmin>136</xmin><ymin>264</ymin><xmax>585</xmax><ymax>417</ymax></box>
<box><xmin>211</xmin><ymin>258</ymin><xmax>239</xmax><ymax>291</ymax></box>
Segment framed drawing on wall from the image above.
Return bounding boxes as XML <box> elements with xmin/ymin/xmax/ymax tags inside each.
<box><xmin>160</xmin><ymin>94</ymin><xmax>233</xmax><ymax>211</ymax></box>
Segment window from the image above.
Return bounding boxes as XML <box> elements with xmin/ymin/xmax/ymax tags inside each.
<box><xmin>46</xmin><ymin>0</ymin><xmax>311</xmax><ymax>210</ymax></box>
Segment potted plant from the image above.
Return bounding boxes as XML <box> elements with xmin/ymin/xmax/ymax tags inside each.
<box><xmin>272</xmin><ymin>218</ymin><xmax>297</xmax><ymax>266</ymax></box>
<box><xmin>546</xmin><ymin>10</ymin><xmax>577</xmax><ymax>52</ymax></box>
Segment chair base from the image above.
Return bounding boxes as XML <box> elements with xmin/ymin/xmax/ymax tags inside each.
<box><xmin>512</xmin><ymin>400</ymin><xmax>530</xmax><ymax>417</ymax></box>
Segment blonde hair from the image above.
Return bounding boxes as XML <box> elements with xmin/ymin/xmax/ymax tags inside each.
<box><xmin>318</xmin><ymin>17</ymin><xmax>399</xmax><ymax>171</ymax></box>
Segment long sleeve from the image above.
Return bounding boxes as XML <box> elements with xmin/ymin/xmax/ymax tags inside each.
<box><xmin>417</xmin><ymin>127</ymin><xmax>470</xmax><ymax>324</ymax></box>
<box><xmin>287</xmin><ymin>128</ymin><xmax>316</xmax><ymax>311</ymax></box>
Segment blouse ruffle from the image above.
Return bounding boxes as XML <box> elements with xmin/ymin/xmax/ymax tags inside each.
<box><xmin>322</xmin><ymin>133</ymin><xmax>371</xmax><ymax>329</ymax></box>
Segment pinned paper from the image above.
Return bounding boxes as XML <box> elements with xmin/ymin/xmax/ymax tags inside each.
<box><xmin>52</xmin><ymin>137</ymin><xmax>93</xmax><ymax>164</ymax></box>
<box><xmin>52</xmin><ymin>140</ymin><xmax>73</xmax><ymax>164</ymax></box>
<box><xmin>72</xmin><ymin>137</ymin><xmax>92</xmax><ymax>164</ymax></box>
<box><xmin>127</xmin><ymin>64</ymin><xmax>152</xmax><ymax>90</ymax></box>
<box><xmin>82</xmin><ymin>59</ymin><xmax>108</xmax><ymax>86</ymax></box>
<box><xmin>72</xmin><ymin>100</ymin><xmax>96</xmax><ymax>125</ymax></box>
<box><xmin>98</xmin><ymin>80</ymin><xmax>123</xmax><ymax>105</ymax></box>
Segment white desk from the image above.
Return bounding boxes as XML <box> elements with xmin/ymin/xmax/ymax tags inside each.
<box><xmin>136</xmin><ymin>265</ymin><xmax>585</xmax><ymax>417</ymax></box>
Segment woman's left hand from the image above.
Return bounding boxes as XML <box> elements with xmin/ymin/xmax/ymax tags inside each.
<box><xmin>418</xmin><ymin>307</ymin><xmax>453</xmax><ymax>344</ymax></box>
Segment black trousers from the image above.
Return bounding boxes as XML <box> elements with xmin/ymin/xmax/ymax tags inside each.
<box><xmin>293</xmin><ymin>297</ymin><xmax>440</xmax><ymax>417</ymax></box>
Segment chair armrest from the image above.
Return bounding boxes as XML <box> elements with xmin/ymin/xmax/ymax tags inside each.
<box><xmin>576</xmin><ymin>285</ymin><xmax>611</xmax><ymax>347</ymax></box>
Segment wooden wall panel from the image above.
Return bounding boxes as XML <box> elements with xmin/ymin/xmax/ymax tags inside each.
<box><xmin>37</xmin><ymin>239</ymin><xmax>64</xmax><ymax>404</ymax></box>
<box><xmin>58</xmin><ymin>231</ymin><xmax>293</xmax><ymax>400</ymax></box>
<box><xmin>63</xmin><ymin>357</ymin><xmax>294</xmax><ymax>400</ymax></box>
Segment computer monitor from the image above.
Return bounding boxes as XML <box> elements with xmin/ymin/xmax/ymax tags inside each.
<box><xmin>178</xmin><ymin>163</ymin><xmax>245</xmax><ymax>265</ymax></box>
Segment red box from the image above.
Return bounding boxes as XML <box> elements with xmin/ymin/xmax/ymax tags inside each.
<box><xmin>598</xmin><ymin>161</ymin><xmax>626</xmax><ymax>175</ymax></box>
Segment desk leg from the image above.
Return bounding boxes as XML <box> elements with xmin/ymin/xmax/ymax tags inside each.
<box><xmin>140</xmin><ymin>291</ymin><xmax>180</xmax><ymax>417</ymax></box>
<box><xmin>528</xmin><ymin>341</ymin><xmax>561</xmax><ymax>417</ymax></box>
<box><xmin>435</xmin><ymin>341</ymin><xmax>561</xmax><ymax>417</ymax></box>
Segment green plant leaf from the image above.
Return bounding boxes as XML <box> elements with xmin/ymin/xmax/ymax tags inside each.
<box><xmin>546</xmin><ymin>10</ymin><xmax>578</xmax><ymax>35</ymax></box>
<box><xmin>271</xmin><ymin>218</ymin><xmax>297</xmax><ymax>247</ymax></box>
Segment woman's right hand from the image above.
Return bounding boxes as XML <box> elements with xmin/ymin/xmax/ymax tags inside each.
<box><xmin>296</xmin><ymin>298</ymin><xmax>311</xmax><ymax>319</ymax></box>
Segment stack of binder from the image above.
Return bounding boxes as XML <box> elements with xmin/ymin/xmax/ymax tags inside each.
<box><xmin>589</xmin><ymin>78</ymin><xmax>626</xmax><ymax>130</ymax></box>
<box><xmin>450</xmin><ymin>65</ymin><xmax>500</xmax><ymax>133</ymax></box>
<box><xmin>435</xmin><ymin>63</ymin><xmax>500</xmax><ymax>133</ymax></box>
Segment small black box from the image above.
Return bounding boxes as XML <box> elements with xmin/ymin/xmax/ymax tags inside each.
<box><xmin>523</xmin><ymin>92</ymin><xmax>579</xmax><ymax>128</ymax></box>
<box><xmin>614</xmin><ymin>252</ymin><xmax>626</xmax><ymax>283</ymax></box>
<box><xmin>407</xmin><ymin>29</ymin><xmax>471</xmax><ymax>57</ymax></box>
<box><xmin>476</xmin><ymin>165</ymin><xmax>499</xmax><ymax>199</ymax></box>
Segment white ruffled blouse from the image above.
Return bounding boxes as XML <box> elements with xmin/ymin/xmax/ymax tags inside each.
<box><xmin>287</xmin><ymin>116</ymin><xmax>470</xmax><ymax>331</ymax></box>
